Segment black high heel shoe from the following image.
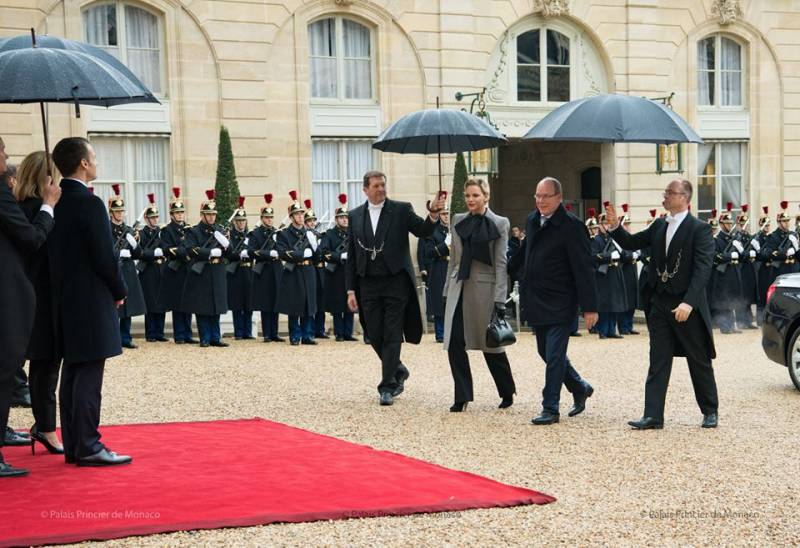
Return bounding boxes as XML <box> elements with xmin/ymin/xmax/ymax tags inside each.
<box><xmin>498</xmin><ymin>396</ymin><xmax>514</xmax><ymax>409</ymax></box>
<box><xmin>449</xmin><ymin>402</ymin><xmax>468</xmax><ymax>413</ymax></box>
<box><xmin>30</xmin><ymin>425</ymin><xmax>64</xmax><ymax>455</ymax></box>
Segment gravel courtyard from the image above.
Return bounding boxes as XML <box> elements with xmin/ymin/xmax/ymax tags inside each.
<box><xmin>10</xmin><ymin>328</ymin><xmax>799</xmax><ymax>546</ymax></box>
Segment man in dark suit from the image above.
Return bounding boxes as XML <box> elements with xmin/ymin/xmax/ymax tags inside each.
<box><xmin>607</xmin><ymin>178</ymin><xmax>719</xmax><ymax>429</ymax></box>
<box><xmin>510</xmin><ymin>177</ymin><xmax>598</xmax><ymax>425</ymax></box>
<box><xmin>50</xmin><ymin>137</ymin><xmax>132</xmax><ymax>465</ymax></box>
<box><xmin>346</xmin><ymin>170</ymin><xmax>445</xmax><ymax>406</ymax></box>
<box><xmin>0</xmin><ymin>136</ymin><xmax>59</xmax><ymax>477</ymax></box>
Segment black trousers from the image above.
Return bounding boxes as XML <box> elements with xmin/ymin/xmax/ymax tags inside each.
<box><xmin>448</xmin><ymin>295</ymin><xmax>515</xmax><ymax>403</ymax></box>
<box><xmin>60</xmin><ymin>359</ymin><xmax>106</xmax><ymax>459</ymax></box>
<box><xmin>644</xmin><ymin>292</ymin><xmax>719</xmax><ymax>421</ymax></box>
<box><xmin>29</xmin><ymin>359</ymin><xmax>61</xmax><ymax>432</ymax></box>
<box><xmin>359</xmin><ymin>273</ymin><xmax>411</xmax><ymax>395</ymax></box>
<box><xmin>0</xmin><ymin>358</ymin><xmax>24</xmax><ymax>449</ymax></box>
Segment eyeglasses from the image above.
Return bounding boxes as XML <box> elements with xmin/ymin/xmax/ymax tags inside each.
<box><xmin>535</xmin><ymin>193</ymin><xmax>559</xmax><ymax>200</ymax></box>
<box><xmin>661</xmin><ymin>190</ymin><xmax>687</xmax><ymax>198</ymax></box>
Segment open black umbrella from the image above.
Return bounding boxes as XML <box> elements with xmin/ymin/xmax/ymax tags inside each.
<box><xmin>0</xmin><ymin>29</ymin><xmax>159</xmax><ymax>172</ymax></box>
<box><xmin>523</xmin><ymin>94</ymin><xmax>702</xmax><ymax>144</ymax></box>
<box><xmin>373</xmin><ymin>101</ymin><xmax>507</xmax><ymax>201</ymax></box>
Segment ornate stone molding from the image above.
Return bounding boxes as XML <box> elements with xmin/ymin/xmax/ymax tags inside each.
<box><xmin>711</xmin><ymin>0</ymin><xmax>743</xmax><ymax>25</ymax></box>
<box><xmin>486</xmin><ymin>33</ymin><xmax>510</xmax><ymax>104</ymax></box>
<box><xmin>334</xmin><ymin>0</ymin><xmax>355</xmax><ymax>5</ymax></box>
<box><xmin>534</xmin><ymin>0</ymin><xmax>570</xmax><ymax>18</ymax></box>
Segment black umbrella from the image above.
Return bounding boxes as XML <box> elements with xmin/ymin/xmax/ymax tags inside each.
<box><xmin>0</xmin><ymin>29</ymin><xmax>159</xmax><ymax>173</ymax></box>
<box><xmin>373</xmin><ymin>101</ymin><xmax>507</xmax><ymax>200</ymax></box>
<box><xmin>523</xmin><ymin>94</ymin><xmax>702</xmax><ymax>144</ymax></box>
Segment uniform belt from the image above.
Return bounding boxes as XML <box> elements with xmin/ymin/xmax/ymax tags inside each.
<box><xmin>316</xmin><ymin>262</ymin><xmax>324</xmax><ymax>268</ymax></box>
<box><xmin>241</xmin><ymin>261</ymin><xmax>252</xmax><ymax>268</ymax></box>
<box><xmin>298</xmin><ymin>259</ymin><xmax>313</xmax><ymax>266</ymax></box>
<box><xmin>210</xmin><ymin>258</ymin><xmax>221</xmax><ymax>264</ymax></box>
<box><xmin>731</xmin><ymin>259</ymin><xmax>739</xmax><ymax>265</ymax></box>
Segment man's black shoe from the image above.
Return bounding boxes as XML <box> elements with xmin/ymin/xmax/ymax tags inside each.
<box><xmin>185</xmin><ymin>338</ymin><xmax>199</xmax><ymax>344</ymax></box>
<box><xmin>568</xmin><ymin>384</ymin><xmax>594</xmax><ymax>417</ymax></box>
<box><xmin>77</xmin><ymin>448</ymin><xmax>132</xmax><ymax>467</ymax></box>
<box><xmin>199</xmin><ymin>341</ymin><xmax>210</xmax><ymax>348</ymax></box>
<box><xmin>155</xmin><ymin>337</ymin><xmax>169</xmax><ymax>342</ymax></box>
<box><xmin>290</xmin><ymin>340</ymin><xmax>300</xmax><ymax>346</ymax></box>
<box><xmin>4</xmin><ymin>427</ymin><xmax>31</xmax><ymax>446</ymax></box>
<box><xmin>210</xmin><ymin>340</ymin><xmax>229</xmax><ymax>347</ymax></box>
<box><xmin>316</xmin><ymin>334</ymin><xmax>330</xmax><ymax>339</ymax></box>
<box><xmin>379</xmin><ymin>392</ymin><xmax>394</xmax><ymax>406</ymax></box>
<box><xmin>0</xmin><ymin>462</ymin><xmax>29</xmax><ymax>477</ymax></box>
<box><xmin>122</xmin><ymin>342</ymin><xmax>137</xmax><ymax>349</ymax></box>
<box><xmin>301</xmin><ymin>339</ymin><xmax>317</xmax><ymax>345</ymax></box>
<box><xmin>175</xmin><ymin>340</ymin><xmax>185</xmax><ymax>344</ymax></box>
<box><xmin>570</xmin><ymin>332</ymin><xmax>582</xmax><ymax>337</ymax></box>
<box><xmin>607</xmin><ymin>334</ymin><xmax>623</xmax><ymax>339</ymax></box>
<box><xmin>531</xmin><ymin>411</ymin><xmax>560</xmax><ymax>425</ymax></box>
<box><xmin>628</xmin><ymin>417</ymin><xmax>664</xmax><ymax>430</ymax></box>
<box><xmin>392</xmin><ymin>368</ymin><xmax>410</xmax><ymax>397</ymax></box>
<box><xmin>243</xmin><ymin>336</ymin><xmax>256</xmax><ymax>340</ymax></box>
<box><xmin>271</xmin><ymin>336</ymin><xmax>286</xmax><ymax>343</ymax></box>
<box><xmin>701</xmin><ymin>413</ymin><xmax>718</xmax><ymax>428</ymax></box>
<box><xmin>343</xmin><ymin>336</ymin><xmax>358</xmax><ymax>341</ymax></box>
<box><xmin>335</xmin><ymin>336</ymin><xmax>344</xmax><ymax>342</ymax></box>
<box><xmin>146</xmin><ymin>338</ymin><xmax>157</xmax><ymax>342</ymax></box>
<box><xmin>11</xmin><ymin>391</ymin><xmax>31</xmax><ymax>408</ymax></box>
<box><xmin>599</xmin><ymin>334</ymin><xmax>607</xmax><ymax>339</ymax></box>
<box><xmin>628</xmin><ymin>330</ymin><xmax>640</xmax><ymax>335</ymax></box>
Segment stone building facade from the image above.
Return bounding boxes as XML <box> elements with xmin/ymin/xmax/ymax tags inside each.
<box><xmin>0</xmin><ymin>0</ymin><xmax>797</xmax><ymax>231</ymax></box>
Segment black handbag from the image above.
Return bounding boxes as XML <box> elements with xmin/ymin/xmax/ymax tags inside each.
<box><xmin>486</xmin><ymin>310</ymin><xmax>516</xmax><ymax>348</ymax></box>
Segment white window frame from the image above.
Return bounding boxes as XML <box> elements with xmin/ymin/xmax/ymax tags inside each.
<box><xmin>696</xmin><ymin>141</ymin><xmax>748</xmax><ymax>216</ymax></box>
<box><xmin>510</xmin><ymin>22</ymin><xmax>576</xmax><ymax>106</ymax></box>
<box><xmin>308</xmin><ymin>16</ymin><xmax>377</xmax><ymax>105</ymax></box>
<box><xmin>311</xmin><ymin>139</ymin><xmax>378</xmax><ymax>222</ymax></box>
<box><xmin>697</xmin><ymin>33</ymin><xmax>746</xmax><ymax>111</ymax></box>
<box><xmin>82</xmin><ymin>1</ymin><xmax>167</xmax><ymax>97</ymax></box>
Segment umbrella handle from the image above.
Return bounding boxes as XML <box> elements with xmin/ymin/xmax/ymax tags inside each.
<box><xmin>426</xmin><ymin>190</ymin><xmax>448</xmax><ymax>213</ymax></box>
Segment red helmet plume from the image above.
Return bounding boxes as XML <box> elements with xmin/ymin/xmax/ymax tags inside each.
<box><xmin>338</xmin><ymin>193</ymin><xmax>347</xmax><ymax>205</ymax></box>
<box><xmin>741</xmin><ymin>204</ymin><xmax>749</xmax><ymax>213</ymax></box>
<box><xmin>711</xmin><ymin>208</ymin><xmax>717</xmax><ymax>218</ymax></box>
<box><xmin>304</xmin><ymin>199</ymin><xmax>312</xmax><ymax>209</ymax></box>
<box><xmin>762</xmin><ymin>206</ymin><xmax>769</xmax><ymax>215</ymax></box>
<box><xmin>649</xmin><ymin>209</ymin><xmax>657</xmax><ymax>218</ymax></box>
<box><xmin>264</xmin><ymin>193</ymin><xmax>273</xmax><ymax>204</ymax></box>
<box><xmin>781</xmin><ymin>200</ymin><xmax>788</xmax><ymax>210</ymax></box>
<box><xmin>238</xmin><ymin>196</ymin><xmax>246</xmax><ymax>208</ymax></box>
<box><xmin>587</xmin><ymin>207</ymin><xmax>596</xmax><ymax>217</ymax></box>
<box><xmin>726</xmin><ymin>201</ymin><xmax>733</xmax><ymax>212</ymax></box>
<box><xmin>172</xmin><ymin>187</ymin><xmax>181</xmax><ymax>199</ymax></box>
<box><xmin>289</xmin><ymin>190</ymin><xmax>297</xmax><ymax>201</ymax></box>
<box><xmin>621</xmin><ymin>203</ymin><xmax>629</xmax><ymax>213</ymax></box>
<box><xmin>111</xmin><ymin>183</ymin><xmax>121</xmax><ymax>196</ymax></box>
<box><xmin>205</xmin><ymin>189</ymin><xmax>215</xmax><ymax>200</ymax></box>
<box><xmin>147</xmin><ymin>193</ymin><xmax>156</xmax><ymax>204</ymax></box>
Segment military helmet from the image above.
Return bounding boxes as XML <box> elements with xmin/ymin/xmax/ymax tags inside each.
<box><xmin>201</xmin><ymin>189</ymin><xmax>217</xmax><ymax>214</ymax></box>
<box><xmin>260</xmin><ymin>193</ymin><xmax>275</xmax><ymax>217</ymax></box>
<box><xmin>335</xmin><ymin>193</ymin><xmax>348</xmax><ymax>217</ymax></box>
<box><xmin>108</xmin><ymin>183</ymin><xmax>125</xmax><ymax>211</ymax></box>
<box><xmin>303</xmin><ymin>199</ymin><xmax>317</xmax><ymax>222</ymax></box>
<box><xmin>708</xmin><ymin>209</ymin><xmax>719</xmax><ymax>228</ymax></box>
<box><xmin>287</xmin><ymin>190</ymin><xmax>305</xmax><ymax>215</ymax></box>
<box><xmin>169</xmin><ymin>187</ymin><xmax>185</xmax><ymax>213</ymax></box>
<box><xmin>646</xmin><ymin>208</ymin><xmax>657</xmax><ymax>226</ymax></box>
<box><xmin>620</xmin><ymin>203</ymin><xmax>631</xmax><ymax>225</ymax></box>
<box><xmin>585</xmin><ymin>207</ymin><xmax>598</xmax><ymax>228</ymax></box>
<box><xmin>737</xmin><ymin>203</ymin><xmax>749</xmax><ymax>224</ymax></box>
<box><xmin>144</xmin><ymin>193</ymin><xmax>159</xmax><ymax>218</ymax></box>
<box><xmin>778</xmin><ymin>200</ymin><xmax>791</xmax><ymax>222</ymax></box>
<box><xmin>759</xmin><ymin>205</ymin><xmax>771</xmax><ymax>228</ymax></box>
<box><xmin>719</xmin><ymin>202</ymin><xmax>734</xmax><ymax>223</ymax></box>
<box><xmin>232</xmin><ymin>196</ymin><xmax>247</xmax><ymax>220</ymax></box>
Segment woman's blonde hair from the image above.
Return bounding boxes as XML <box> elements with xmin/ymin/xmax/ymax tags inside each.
<box><xmin>464</xmin><ymin>178</ymin><xmax>490</xmax><ymax>199</ymax></box>
<box><xmin>13</xmin><ymin>150</ymin><xmax>49</xmax><ymax>202</ymax></box>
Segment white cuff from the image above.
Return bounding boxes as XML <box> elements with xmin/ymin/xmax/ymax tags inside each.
<box><xmin>39</xmin><ymin>204</ymin><xmax>54</xmax><ymax>218</ymax></box>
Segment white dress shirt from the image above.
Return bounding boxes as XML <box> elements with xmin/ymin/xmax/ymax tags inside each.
<box><xmin>665</xmin><ymin>209</ymin><xmax>689</xmax><ymax>253</ymax></box>
<box><xmin>368</xmin><ymin>200</ymin><xmax>384</xmax><ymax>234</ymax></box>
<box><xmin>540</xmin><ymin>214</ymin><xmax>551</xmax><ymax>227</ymax></box>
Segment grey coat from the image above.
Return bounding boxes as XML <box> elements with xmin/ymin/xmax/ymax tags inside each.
<box><xmin>443</xmin><ymin>208</ymin><xmax>510</xmax><ymax>354</ymax></box>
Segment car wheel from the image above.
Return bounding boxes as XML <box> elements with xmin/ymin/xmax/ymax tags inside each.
<box><xmin>788</xmin><ymin>328</ymin><xmax>800</xmax><ymax>392</ymax></box>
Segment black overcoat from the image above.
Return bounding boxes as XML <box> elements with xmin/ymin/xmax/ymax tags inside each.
<box><xmin>179</xmin><ymin>221</ymin><xmax>228</xmax><ymax>315</ymax></box>
<box><xmin>321</xmin><ymin>226</ymin><xmax>349</xmax><ymax>314</ymax></box>
<box><xmin>137</xmin><ymin>225</ymin><xmax>167</xmax><ymax>313</ymax></box>
<box><xmin>592</xmin><ymin>233</ymin><xmax>628</xmax><ymax>313</ymax></box>
<box><xmin>157</xmin><ymin>221</ymin><xmax>190</xmax><ymax>312</ymax></box>
<box><xmin>226</xmin><ymin>228</ymin><xmax>253</xmax><ymax>312</ymax></box>
<box><xmin>274</xmin><ymin>224</ymin><xmax>317</xmax><ymax>317</ymax></box>
<box><xmin>249</xmin><ymin>224</ymin><xmax>282</xmax><ymax>313</ymax></box>
<box><xmin>112</xmin><ymin>221</ymin><xmax>146</xmax><ymax>319</ymax></box>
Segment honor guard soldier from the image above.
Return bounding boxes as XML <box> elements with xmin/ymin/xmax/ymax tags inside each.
<box><xmin>763</xmin><ymin>201</ymin><xmax>800</xmax><ymax>300</ymax></box>
<box><xmin>304</xmin><ymin>199</ymin><xmax>328</xmax><ymax>338</ymax></box>
<box><xmin>617</xmin><ymin>204</ymin><xmax>641</xmax><ymax>335</ymax></box>
<box><xmin>712</xmin><ymin>203</ymin><xmax>745</xmax><ymax>333</ymax></box>
<box><xmin>708</xmin><ymin>209</ymin><xmax>720</xmax><ymax>237</ymax></box>
<box><xmin>249</xmin><ymin>194</ymin><xmax>285</xmax><ymax>342</ymax></box>
<box><xmin>583</xmin><ymin>209</ymin><xmax>600</xmax><ymax>334</ymax></box>
<box><xmin>636</xmin><ymin>209</ymin><xmax>658</xmax><ymax>320</ymax></box>
<box><xmin>180</xmin><ymin>189</ymin><xmax>230</xmax><ymax>347</ymax></box>
<box><xmin>158</xmin><ymin>188</ymin><xmax>197</xmax><ymax>344</ymax></box>
<box><xmin>706</xmin><ymin>208</ymin><xmax>719</xmax><ymax>310</ymax></box>
<box><xmin>109</xmin><ymin>184</ymin><xmax>146</xmax><ymax>349</ymax></box>
<box><xmin>137</xmin><ymin>193</ymin><xmax>168</xmax><ymax>342</ymax></box>
<box><xmin>755</xmin><ymin>206</ymin><xmax>772</xmax><ymax>323</ymax></box>
<box><xmin>735</xmin><ymin>204</ymin><xmax>758</xmax><ymax>329</ymax></box>
<box><xmin>275</xmin><ymin>191</ymin><xmax>318</xmax><ymax>345</ymax></box>
<box><xmin>227</xmin><ymin>196</ymin><xmax>255</xmax><ymax>339</ymax></box>
<box><xmin>321</xmin><ymin>194</ymin><xmax>356</xmax><ymax>341</ymax></box>
<box><xmin>418</xmin><ymin>204</ymin><xmax>451</xmax><ymax>342</ymax></box>
<box><xmin>592</xmin><ymin>208</ymin><xmax>628</xmax><ymax>338</ymax></box>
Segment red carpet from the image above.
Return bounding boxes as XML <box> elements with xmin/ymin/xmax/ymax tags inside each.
<box><xmin>0</xmin><ymin>418</ymin><xmax>554</xmax><ymax>546</ymax></box>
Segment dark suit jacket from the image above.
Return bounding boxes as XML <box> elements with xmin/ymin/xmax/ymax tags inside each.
<box><xmin>48</xmin><ymin>179</ymin><xmax>127</xmax><ymax>365</ymax></box>
<box><xmin>0</xmin><ymin>182</ymin><xmax>54</xmax><ymax>373</ymax></box>
<box><xmin>611</xmin><ymin>212</ymin><xmax>716</xmax><ymax>359</ymax></box>
<box><xmin>511</xmin><ymin>203</ymin><xmax>597</xmax><ymax>326</ymax></box>
<box><xmin>346</xmin><ymin>198</ymin><xmax>435</xmax><ymax>343</ymax></box>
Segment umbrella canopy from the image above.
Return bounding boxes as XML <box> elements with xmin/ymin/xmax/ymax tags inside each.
<box><xmin>523</xmin><ymin>94</ymin><xmax>702</xmax><ymax>144</ymax></box>
<box><xmin>373</xmin><ymin>108</ymin><xmax>507</xmax><ymax>154</ymax></box>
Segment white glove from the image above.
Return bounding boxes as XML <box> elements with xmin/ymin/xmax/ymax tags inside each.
<box><xmin>732</xmin><ymin>240</ymin><xmax>744</xmax><ymax>253</ymax></box>
<box><xmin>269</xmin><ymin>250</ymin><xmax>279</xmax><ymax>259</ymax></box>
<box><xmin>125</xmin><ymin>233</ymin><xmax>138</xmax><ymax>249</ymax></box>
<box><xmin>731</xmin><ymin>251</ymin><xmax>739</xmax><ymax>260</ymax></box>
<box><xmin>749</xmin><ymin>250</ymin><xmax>756</xmax><ymax>258</ymax></box>
<box><xmin>632</xmin><ymin>250</ymin><xmax>641</xmax><ymax>260</ymax></box>
<box><xmin>210</xmin><ymin>248</ymin><xmax>222</xmax><ymax>258</ymax></box>
<box><xmin>791</xmin><ymin>235</ymin><xmax>799</xmax><ymax>248</ymax></box>
<box><xmin>751</xmin><ymin>240</ymin><xmax>761</xmax><ymax>251</ymax></box>
<box><xmin>303</xmin><ymin>248</ymin><xmax>312</xmax><ymax>258</ymax></box>
<box><xmin>154</xmin><ymin>248</ymin><xmax>164</xmax><ymax>257</ymax></box>
<box><xmin>272</xmin><ymin>233</ymin><xmax>278</xmax><ymax>242</ymax></box>
<box><xmin>119</xmin><ymin>249</ymin><xmax>131</xmax><ymax>259</ymax></box>
<box><xmin>239</xmin><ymin>250</ymin><xmax>249</xmax><ymax>259</ymax></box>
<box><xmin>306</xmin><ymin>231</ymin><xmax>318</xmax><ymax>251</ymax></box>
<box><xmin>341</xmin><ymin>252</ymin><xmax>348</xmax><ymax>261</ymax></box>
<box><xmin>611</xmin><ymin>250</ymin><xmax>621</xmax><ymax>260</ymax></box>
<box><xmin>444</xmin><ymin>233</ymin><xmax>452</xmax><ymax>246</ymax></box>
<box><xmin>213</xmin><ymin>230</ymin><xmax>230</xmax><ymax>249</ymax></box>
<box><xmin>788</xmin><ymin>248</ymin><xmax>796</xmax><ymax>257</ymax></box>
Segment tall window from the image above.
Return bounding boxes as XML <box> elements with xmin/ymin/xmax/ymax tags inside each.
<box><xmin>308</xmin><ymin>17</ymin><xmax>372</xmax><ymax>100</ymax></box>
<box><xmin>697</xmin><ymin>35</ymin><xmax>743</xmax><ymax>107</ymax></box>
<box><xmin>697</xmin><ymin>142</ymin><xmax>746</xmax><ymax>216</ymax></box>
<box><xmin>516</xmin><ymin>28</ymin><xmax>570</xmax><ymax>103</ymax></box>
<box><xmin>312</xmin><ymin>140</ymin><xmax>374</xmax><ymax>224</ymax></box>
<box><xmin>83</xmin><ymin>2</ymin><xmax>164</xmax><ymax>94</ymax></box>
<box><xmin>90</xmin><ymin>136</ymin><xmax>170</xmax><ymax>220</ymax></box>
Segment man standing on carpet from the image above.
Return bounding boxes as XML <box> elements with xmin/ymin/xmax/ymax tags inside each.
<box><xmin>49</xmin><ymin>137</ymin><xmax>132</xmax><ymax>466</ymax></box>
<box><xmin>606</xmin><ymin>178</ymin><xmax>719</xmax><ymax>429</ymax></box>
<box><xmin>346</xmin><ymin>170</ymin><xmax>445</xmax><ymax>406</ymax></box>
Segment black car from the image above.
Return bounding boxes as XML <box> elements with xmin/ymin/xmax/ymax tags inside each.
<box><xmin>762</xmin><ymin>273</ymin><xmax>800</xmax><ymax>390</ymax></box>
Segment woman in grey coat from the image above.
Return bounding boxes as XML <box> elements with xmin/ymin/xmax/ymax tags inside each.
<box><xmin>443</xmin><ymin>179</ymin><xmax>516</xmax><ymax>412</ymax></box>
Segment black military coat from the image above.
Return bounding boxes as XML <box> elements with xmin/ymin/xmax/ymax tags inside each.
<box><xmin>736</xmin><ymin>230</ymin><xmax>758</xmax><ymax>306</ymax></box>
<box><xmin>179</xmin><ymin>221</ymin><xmax>228</xmax><ymax>315</ymax></box>
<box><xmin>274</xmin><ymin>224</ymin><xmax>317</xmax><ymax>317</ymax></box>
<box><xmin>711</xmin><ymin>229</ymin><xmax>744</xmax><ymax>310</ymax></box>
<box><xmin>420</xmin><ymin>222</ymin><xmax>449</xmax><ymax>317</ymax></box>
<box><xmin>137</xmin><ymin>224</ymin><xmax>167</xmax><ymax>313</ymax></box>
<box><xmin>248</xmin><ymin>224</ymin><xmax>282</xmax><ymax>313</ymax></box>
<box><xmin>157</xmin><ymin>221</ymin><xmax>190</xmax><ymax>312</ymax></box>
<box><xmin>112</xmin><ymin>221</ymin><xmax>146</xmax><ymax>319</ymax></box>
<box><xmin>592</xmin><ymin>232</ymin><xmax>628</xmax><ymax>313</ymax></box>
<box><xmin>320</xmin><ymin>226</ymin><xmax>349</xmax><ymax>314</ymax></box>
<box><xmin>226</xmin><ymin>228</ymin><xmax>253</xmax><ymax>312</ymax></box>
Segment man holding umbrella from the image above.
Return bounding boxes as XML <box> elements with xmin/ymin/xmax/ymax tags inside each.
<box><xmin>346</xmin><ymin>171</ymin><xmax>445</xmax><ymax>406</ymax></box>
